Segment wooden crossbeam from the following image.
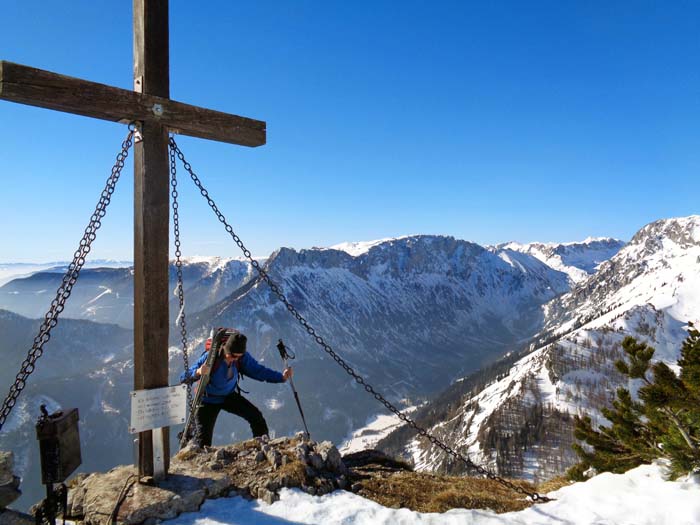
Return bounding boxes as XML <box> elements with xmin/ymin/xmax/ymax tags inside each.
<box><xmin>0</xmin><ymin>61</ymin><xmax>266</xmax><ymax>147</ymax></box>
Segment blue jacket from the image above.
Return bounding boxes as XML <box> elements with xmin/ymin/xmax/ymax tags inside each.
<box><xmin>180</xmin><ymin>350</ymin><xmax>284</xmax><ymax>404</ymax></box>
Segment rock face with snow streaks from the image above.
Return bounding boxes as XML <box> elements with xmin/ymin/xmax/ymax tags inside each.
<box><xmin>191</xmin><ymin>235</ymin><xmax>570</xmax><ymax>394</ymax></box>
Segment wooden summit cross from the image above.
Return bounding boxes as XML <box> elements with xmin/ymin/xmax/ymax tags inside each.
<box><xmin>0</xmin><ymin>1</ymin><xmax>265</xmax><ymax>479</ymax></box>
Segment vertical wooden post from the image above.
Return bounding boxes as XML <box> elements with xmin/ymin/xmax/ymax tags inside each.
<box><xmin>133</xmin><ymin>0</ymin><xmax>170</xmax><ymax>478</ymax></box>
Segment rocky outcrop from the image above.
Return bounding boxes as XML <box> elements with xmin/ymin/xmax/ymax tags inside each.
<box><xmin>0</xmin><ymin>510</ymin><xmax>34</xmax><ymax>525</ymax></box>
<box><xmin>0</xmin><ymin>452</ymin><xmax>31</xmax><ymax>525</ymax></box>
<box><xmin>65</xmin><ymin>435</ymin><xmax>348</xmax><ymax>525</ymax></box>
<box><xmin>53</xmin><ymin>442</ymin><xmax>533</xmax><ymax>523</ymax></box>
<box><xmin>0</xmin><ymin>452</ymin><xmax>21</xmax><ymax>510</ymax></box>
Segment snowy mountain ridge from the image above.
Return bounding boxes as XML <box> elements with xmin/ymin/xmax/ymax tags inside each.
<box><xmin>0</xmin><ymin>258</ymin><xmax>260</xmax><ymax>328</ymax></box>
<box><xmin>0</xmin><ymin>259</ymin><xmax>132</xmax><ymax>287</ymax></box>
<box><xmin>194</xmin><ymin>234</ymin><xmax>571</xmax><ymax>371</ymax></box>
<box><xmin>545</xmin><ymin>215</ymin><xmax>700</xmax><ymax>334</ymax></box>
<box><xmin>176</xmin><ymin>234</ymin><xmax>583</xmax><ymax>454</ymax></box>
<box><xmin>490</xmin><ymin>237</ymin><xmax>626</xmax><ymax>284</ymax></box>
<box><xmin>382</xmin><ymin>216</ymin><xmax>700</xmax><ymax>482</ymax></box>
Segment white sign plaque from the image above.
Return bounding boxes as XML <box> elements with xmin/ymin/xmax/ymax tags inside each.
<box><xmin>129</xmin><ymin>385</ymin><xmax>187</xmax><ymax>434</ymax></box>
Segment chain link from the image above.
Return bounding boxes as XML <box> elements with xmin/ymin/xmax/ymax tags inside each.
<box><xmin>169</xmin><ymin>142</ymin><xmax>194</xmax><ymax>410</ymax></box>
<box><xmin>168</xmin><ymin>137</ymin><xmax>550</xmax><ymax>503</ymax></box>
<box><xmin>0</xmin><ymin>128</ymin><xmax>135</xmax><ymax>432</ymax></box>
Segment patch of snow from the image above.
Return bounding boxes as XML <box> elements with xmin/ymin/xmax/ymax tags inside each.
<box><xmin>179</xmin><ymin>256</ymin><xmax>263</xmax><ymax>272</ymax></box>
<box><xmin>339</xmin><ymin>407</ymin><xmax>417</xmax><ymax>454</ymax></box>
<box><xmin>162</xmin><ymin>461</ymin><xmax>700</xmax><ymax>525</ymax></box>
<box><xmin>329</xmin><ymin>236</ymin><xmax>414</xmax><ymax>257</ymax></box>
<box><xmin>266</xmin><ymin>398</ymin><xmax>284</xmax><ymax>411</ymax></box>
<box><xmin>577</xmin><ymin>236</ymin><xmax>617</xmax><ymax>245</ymax></box>
<box><xmin>85</xmin><ymin>286</ymin><xmax>113</xmax><ymax>305</ymax></box>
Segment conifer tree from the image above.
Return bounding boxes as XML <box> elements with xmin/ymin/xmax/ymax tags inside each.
<box><xmin>568</xmin><ymin>327</ymin><xmax>700</xmax><ymax>480</ymax></box>
<box><xmin>647</xmin><ymin>324</ymin><xmax>700</xmax><ymax>476</ymax></box>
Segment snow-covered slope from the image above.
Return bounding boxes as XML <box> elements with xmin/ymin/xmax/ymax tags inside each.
<box><xmin>492</xmin><ymin>237</ymin><xmax>625</xmax><ymax>284</ymax></box>
<box><xmin>339</xmin><ymin>406</ymin><xmax>417</xmax><ymax>454</ymax></box>
<box><xmin>162</xmin><ymin>461</ymin><xmax>700</xmax><ymax>525</ymax></box>
<box><xmin>384</xmin><ymin>217</ymin><xmax>699</xmax><ymax>482</ymax></box>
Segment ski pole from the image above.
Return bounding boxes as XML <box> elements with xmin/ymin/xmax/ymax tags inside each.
<box><xmin>277</xmin><ymin>339</ymin><xmax>311</xmax><ymax>439</ymax></box>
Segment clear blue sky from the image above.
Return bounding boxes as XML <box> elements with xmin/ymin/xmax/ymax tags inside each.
<box><xmin>1</xmin><ymin>1</ymin><xmax>698</xmax><ymax>263</ymax></box>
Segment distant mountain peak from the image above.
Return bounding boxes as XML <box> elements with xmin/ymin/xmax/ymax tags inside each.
<box><xmin>495</xmin><ymin>237</ymin><xmax>623</xmax><ymax>252</ymax></box>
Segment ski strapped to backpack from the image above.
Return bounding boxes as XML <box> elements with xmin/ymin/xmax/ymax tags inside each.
<box><xmin>179</xmin><ymin>327</ymin><xmax>231</xmax><ymax>449</ymax></box>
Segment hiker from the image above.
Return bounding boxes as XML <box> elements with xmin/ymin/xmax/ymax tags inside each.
<box><xmin>180</xmin><ymin>329</ymin><xmax>293</xmax><ymax>447</ymax></box>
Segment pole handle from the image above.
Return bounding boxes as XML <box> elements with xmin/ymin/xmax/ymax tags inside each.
<box><xmin>277</xmin><ymin>339</ymin><xmax>296</xmax><ymax>360</ymax></box>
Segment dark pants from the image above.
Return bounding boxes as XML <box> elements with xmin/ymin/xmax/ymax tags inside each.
<box><xmin>195</xmin><ymin>391</ymin><xmax>269</xmax><ymax>447</ymax></box>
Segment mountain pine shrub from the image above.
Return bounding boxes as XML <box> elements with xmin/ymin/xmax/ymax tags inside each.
<box><xmin>568</xmin><ymin>325</ymin><xmax>700</xmax><ymax>480</ymax></box>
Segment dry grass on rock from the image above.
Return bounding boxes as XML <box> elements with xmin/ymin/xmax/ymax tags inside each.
<box><xmin>536</xmin><ymin>475</ymin><xmax>571</xmax><ymax>494</ymax></box>
<box><xmin>344</xmin><ymin>450</ymin><xmax>537</xmax><ymax>514</ymax></box>
<box><xmin>355</xmin><ymin>472</ymin><xmax>534</xmax><ymax>514</ymax></box>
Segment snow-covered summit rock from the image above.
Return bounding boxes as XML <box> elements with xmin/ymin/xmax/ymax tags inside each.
<box><xmin>629</xmin><ymin>215</ymin><xmax>700</xmax><ymax>250</ymax></box>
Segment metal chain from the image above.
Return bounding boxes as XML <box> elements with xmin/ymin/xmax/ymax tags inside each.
<box><xmin>0</xmin><ymin>128</ymin><xmax>135</xmax><ymax>433</ymax></box>
<box><xmin>169</xmin><ymin>141</ymin><xmax>193</xmax><ymax>410</ymax></box>
<box><xmin>169</xmin><ymin>137</ymin><xmax>549</xmax><ymax>503</ymax></box>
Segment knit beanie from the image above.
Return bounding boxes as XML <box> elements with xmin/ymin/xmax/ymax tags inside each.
<box><xmin>222</xmin><ymin>330</ymin><xmax>247</xmax><ymax>356</ymax></box>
